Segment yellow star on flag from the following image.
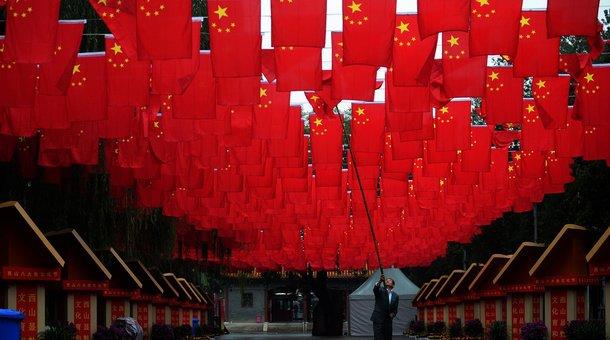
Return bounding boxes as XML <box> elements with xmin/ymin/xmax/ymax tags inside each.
<box><xmin>514</xmin><ymin>153</ymin><xmax>521</xmax><ymax>160</ymax></box>
<box><xmin>214</xmin><ymin>5</ymin><xmax>228</xmax><ymax>19</ymax></box>
<box><xmin>584</xmin><ymin>72</ymin><xmax>594</xmax><ymax>83</ymax></box>
<box><xmin>314</xmin><ymin>118</ymin><xmax>323</xmax><ymax>126</ymax></box>
<box><xmin>447</xmin><ymin>35</ymin><xmax>459</xmax><ymax>47</ymax></box>
<box><xmin>396</xmin><ymin>21</ymin><xmax>410</xmax><ymax>34</ymax></box>
<box><xmin>526</xmin><ymin>104</ymin><xmax>535</xmax><ymax>113</ymax></box>
<box><xmin>489</xmin><ymin>71</ymin><xmax>499</xmax><ymax>81</ymax></box>
<box><xmin>72</xmin><ymin>64</ymin><xmax>81</xmax><ymax>75</ymax></box>
<box><xmin>520</xmin><ymin>16</ymin><xmax>530</xmax><ymax>27</ymax></box>
<box><xmin>439</xmin><ymin>106</ymin><xmax>449</xmax><ymax>114</ymax></box>
<box><xmin>110</xmin><ymin>43</ymin><xmax>123</xmax><ymax>55</ymax></box>
<box><xmin>310</xmin><ymin>94</ymin><xmax>320</xmax><ymax>102</ymax></box>
<box><xmin>476</xmin><ymin>0</ymin><xmax>490</xmax><ymax>6</ymax></box>
<box><xmin>535</xmin><ymin>80</ymin><xmax>546</xmax><ymax>89</ymax></box>
<box><xmin>347</xmin><ymin>1</ymin><xmax>362</xmax><ymax>13</ymax></box>
<box><xmin>98</xmin><ymin>0</ymin><xmax>108</xmax><ymax>5</ymax></box>
<box><xmin>356</xmin><ymin>107</ymin><xmax>365</xmax><ymax>116</ymax></box>
<box><xmin>259</xmin><ymin>87</ymin><xmax>267</xmax><ymax>98</ymax></box>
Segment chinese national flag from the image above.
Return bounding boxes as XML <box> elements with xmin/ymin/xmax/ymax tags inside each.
<box><xmin>399</xmin><ymin>111</ymin><xmax>434</xmax><ymax>141</ymax></box>
<box><xmin>513</xmin><ymin>11</ymin><xmax>560</xmax><ymax>77</ymax></box>
<box><xmin>392</xmin><ymin>14</ymin><xmax>437</xmax><ymax>86</ymax></box>
<box><xmin>33</xmin><ymin>94</ymin><xmax>68</xmax><ymax>129</ymax></box>
<box><xmin>271</xmin><ymin>0</ymin><xmax>326</xmax><ymax>47</ymax></box>
<box><xmin>461</xmin><ymin>126</ymin><xmax>493</xmax><ymax>172</ymax></box>
<box><xmin>342</xmin><ymin>0</ymin><xmax>396</xmax><ymax>67</ymax></box>
<box><xmin>208</xmin><ymin>0</ymin><xmax>261</xmax><ymax>78</ymax></box>
<box><xmin>434</xmin><ymin>100</ymin><xmax>471</xmax><ymax>151</ymax></box>
<box><xmin>350</xmin><ymin>104</ymin><xmax>385</xmax><ymax>154</ymax></box>
<box><xmin>151</xmin><ymin>20</ymin><xmax>201</xmax><ymax>95</ymax></box>
<box><xmin>216</xmin><ymin>76</ymin><xmax>259</xmax><ymax>106</ymax></box>
<box><xmin>417</xmin><ymin>0</ymin><xmax>470</xmax><ymax>38</ymax></box>
<box><xmin>442</xmin><ymin>31</ymin><xmax>487</xmax><ymax>98</ymax></box>
<box><xmin>531</xmin><ymin>76</ymin><xmax>569</xmax><ymax>129</ymax></box>
<box><xmin>385</xmin><ymin>70</ymin><xmax>430</xmax><ymax>113</ymax></box>
<box><xmin>222</xmin><ymin>105</ymin><xmax>253</xmax><ymax>147</ymax></box>
<box><xmin>481</xmin><ymin>67</ymin><xmax>523</xmax><ymax>124</ymax></box>
<box><xmin>555</xmin><ymin>111</ymin><xmax>583</xmax><ymax>158</ymax></box>
<box><xmin>38</xmin><ymin>22</ymin><xmax>84</xmax><ymax>96</ymax></box>
<box><xmin>330</xmin><ymin>32</ymin><xmax>378</xmax><ymax>101</ymax></box>
<box><xmin>574</xmin><ymin>65</ymin><xmax>610</xmax><ymax>126</ymax></box>
<box><xmin>521</xmin><ymin>100</ymin><xmax>555</xmax><ymax>152</ymax></box>
<box><xmin>66</xmin><ymin>55</ymin><xmax>107</xmax><ymax>122</ymax></box>
<box><xmin>546</xmin><ymin>0</ymin><xmax>601</xmax><ymax>37</ymax></box>
<box><xmin>99</xmin><ymin>106</ymin><xmax>139</xmax><ymax>139</ymax></box>
<box><xmin>583</xmin><ymin>125</ymin><xmax>610</xmax><ymax>161</ymax></box>
<box><xmin>0</xmin><ymin>60</ymin><xmax>37</xmax><ymax>108</ymax></box>
<box><xmin>274</xmin><ymin>46</ymin><xmax>322</xmax><ymax>91</ymax></box>
<box><xmin>253</xmin><ymin>83</ymin><xmax>291</xmax><ymax>139</ymax></box>
<box><xmin>469</xmin><ymin>0</ymin><xmax>522</xmax><ymax>57</ymax></box>
<box><xmin>391</xmin><ymin>134</ymin><xmax>423</xmax><ymax>159</ymax></box>
<box><xmin>136</xmin><ymin>0</ymin><xmax>192</xmax><ymax>60</ymax></box>
<box><xmin>309</xmin><ymin>115</ymin><xmax>343</xmax><ymax>164</ymax></box>
<box><xmin>171</xmin><ymin>52</ymin><xmax>216</xmax><ymax>120</ymax></box>
<box><xmin>3</xmin><ymin>0</ymin><xmax>60</xmax><ymax>63</ymax></box>
<box><xmin>88</xmin><ymin>0</ymin><xmax>138</xmax><ymax>58</ymax></box>
<box><xmin>106</xmin><ymin>36</ymin><xmax>150</xmax><ymax>106</ymax></box>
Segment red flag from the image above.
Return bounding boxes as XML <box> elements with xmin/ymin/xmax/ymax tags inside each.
<box><xmin>274</xmin><ymin>46</ymin><xmax>322</xmax><ymax>91</ymax></box>
<box><xmin>531</xmin><ymin>76</ymin><xmax>569</xmax><ymax>129</ymax></box>
<box><xmin>385</xmin><ymin>70</ymin><xmax>430</xmax><ymax>113</ymax></box>
<box><xmin>88</xmin><ymin>0</ymin><xmax>138</xmax><ymax>58</ymax></box>
<box><xmin>555</xmin><ymin>111</ymin><xmax>583</xmax><ymax>158</ymax></box>
<box><xmin>434</xmin><ymin>100</ymin><xmax>471</xmax><ymax>151</ymax></box>
<box><xmin>253</xmin><ymin>83</ymin><xmax>291</xmax><ymax>139</ymax></box>
<box><xmin>442</xmin><ymin>31</ymin><xmax>487</xmax><ymax>98</ymax></box>
<box><xmin>106</xmin><ymin>36</ymin><xmax>150</xmax><ymax>106</ymax></box>
<box><xmin>208</xmin><ymin>0</ymin><xmax>261</xmax><ymax>77</ymax></box>
<box><xmin>136</xmin><ymin>0</ymin><xmax>192</xmax><ymax>60</ymax></box>
<box><xmin>66</xmin><ymin>54</ymin><xmax>107</xmax><ymax>122</ymax></box>
<box><xmin>461</xmin><ymin>126</ymin><xmax>493</xmax><ymax>172</ymax></box>
<box><xmin>513</xmin><ymin>11</ymin><xmax>560</xmax><ymax>77</ymax></box>
<box><xmin>3</xmin><ymin>0</ymin><xmax>60</xmax><ymax>63</ymax></box>
<box><xmin>583</xmin><ymin>125</ymin><xmax>610</xmax><ymax>161</ymax></box>
<box><xmin>0</xmin><ymin>59</ymin><xmax>36</xmax><ymax>108</ymax></box>
<box><xmin>392</xmin><ymin>14</ymin><xmax>437</xmax><ymax>86</ymax></box>
<box><xmin>222</xmin><ymin>105</ymin><xmax>253</xmax><ymax>147</ymax></box>
<box><xmin>38</xmin><ymin>22</ymin><xmax>84</xmax><ymax>96</ymax></box>
<box><xmin>309</xmin><ymin>115</ymin><xmax>343</xmax><ymax>164</ymax></box>
<box><xmin>33</xmin><ymin>94</ymin><xmax>69</xmax><ymax>129</ymax></box>
<box><xmin>270</xmin><ymin>0</ymin><xmax>326</xmax><ymax>47</ymax></box>
<box><xmin>350</xmin><ymin>104</ymin><xmax>385</xmax><ymax>154</ymax></box>
<box><xmin>417</xmin><ymin>0</ymin><xmax>470</xmax><ymax>38</ymax></box>
<box><xmin>216</xmin><ymin>76</ymin><xmax>260</xmax><ymax>106</ymax></box>
<box><xmin>481</xmin><ymin>66</ymin><xmax>523</xmax><ymax>124</ymax></box>
<box><xmin>521</xmin><ymin>100</ymin><xmax>555</xmax><ymax>152</ymax></box>
<box><xmin>558</xmin><ymin>53</ymin><xmax>592</xmax><ymax>80</ymax></box>
<box><xmin>574</xmin><ymin>64</ymin><xmax>610</xmax><ymax>126</ymax></box>
<box><xmin>546</xmin><ymin>0</ymin><xmax>601</xmax><ymax>37</ymax></box>
<box><xmin>399</xmin><ymin>111</ymin><xmax>434</xmax><ymax>141</ymax></box>
<box><xmin>99</xmin><ymin>106</ymin><xmax>139</xmax><ymax>139</ymax></box>
<box><xmin>330</xmin><ymin>32</ymin><xmax>378</xmax><ymax>101</ymax></box>
<box><xmin>172</xmin><ymin>52</ymin><xmax>216</xmax><ymax>119</ymax></box>
<box><xmin>342</xmin><ymin>0</ymin><xmax>396</xmax><ymax>67</ymax></box>
<box><xmin>151</xmin><ymin>20</ymin><xmax>201</xmax><ymax>95</ymax></box>
<box><xmin>469</xmin><ymin>0</ymin><xmax>522</xmax><ymax>57</ymax></box>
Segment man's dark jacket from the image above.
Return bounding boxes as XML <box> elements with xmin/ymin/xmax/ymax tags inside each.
<box><xmin>370</xmin><ymin>281</ymin><xmax>399</xmax><ymax>323</ymax></box>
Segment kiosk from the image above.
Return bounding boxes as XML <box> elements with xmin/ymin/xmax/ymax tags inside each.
<box><xmin>435</xmin><ymin>269</ymin><xmax>465</xmax><ymax>324</ymax></box>
<box><xmin>450</xmin><ymin>263</ymin><xmax>484</xmax><ymax>322</ymax></box>
<box><xmin>468</xmin><ymin>254</ymin><xmax>511</xmax><ymax>328</ymax></box>
<box><xmin>125</xmin><ymin>260</ymin><xmax>164</xmax><ymax>335</ymax></box>
<box><xmin>585</xmin><ymin>226</ymin><xmax>610</xmax><ymax>337</ymax></box>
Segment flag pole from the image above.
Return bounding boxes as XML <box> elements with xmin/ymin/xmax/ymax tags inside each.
<box><xmin>338</xmin><ymin>112</ymin><xmax>384</xmax><ymax>277</ymax></box>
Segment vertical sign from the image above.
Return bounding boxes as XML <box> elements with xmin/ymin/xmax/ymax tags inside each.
<box><xmin>502</xmin><ymin>299</ymin><xmax>507</xmax><ymax>321</ymax></box>
<box><xmin>551</xmin><ymin>290</ymin><xmax>568</xmax><ymax>340</ymax></box>
<box><xmin>449</xmin><ymin>305</ymin><xmax>457</xmax><ymax>324</ymax></box>
<box><xmin>171</xmin><ymin>308</ymin><xmax>180</xmax><ymax>326</ymax></box>
<box><xmin>464</xmin><ymin>303</ymin><xmax>475</xmax><ymax>321</ymax></box>
<box><xmin>532</xmin><ymin>294</ymin><xmax>541</xmax><ymax>322</ymax></box>
<box><xmin>155</xmin><ymin>305</ymin><xmax>166</xmax><ymax>325</ymax></box>
<box><xmin>511</xmin><ymin>295</ymin><xmax>525</xmax><ymax>340</ymax></box>
<box><xmin>182</xmin><ymin>308</ymin><xmax>191</xmax><ymax>325</ymax></box>
<box><xmin>418</xmin><ymin>309</ymin><xmax>424</xmax><ymax>321</ymax></box>
<box><xmin>576</xmin><ymin>290</ymin><xmax>586</xmax><ymax>320</ymax></box>
<box><xmin>426</xmin><ymin>307</ymin><xmax>434</xmax><ymax>323</ymax></box>
<box><xmin>435</xmin><ymin>306</ymin><xmax>444</xmax><ymax>322</ymax></box>
<box><xmin>137</xmin><ymin>304</ymin><xmax>149</xmax><ymax>334</ymax></box>
<box><xmin>16</xmin><ymin>285</ymin><xmax>37</xmax><ymax>340</ymax></box>
<box><xmin>74</xmin><ymin>294</ymin><xmax>91</xmax><ymax>340</ymax></box>
<box><xmin>110</xmin><ymin>300</ymin><xmax>126</xmax><ymax>322</ymax></box>
<box><xmin>484</xmin><ymin>300</ymin><xmax>496</xmax><ymax>327</ymax></box>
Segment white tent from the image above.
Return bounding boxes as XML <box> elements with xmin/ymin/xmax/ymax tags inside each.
<box><xmin>348</xmin><ymin>268</ymin><xmax>419</xmax><ymax>336</ymax></box>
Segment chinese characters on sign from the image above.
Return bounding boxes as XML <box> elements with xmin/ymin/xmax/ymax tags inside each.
<box><xmin>16</xmin><ymin>284</ymin><xmax>38</xmax><ymax>340</ymax></box>
<box><xmin>156</xmin><ymin>305</ymin><xmax>166</xmax><ymax>324</ymax></box>
<box><xmin>171</xmin><ymin>308</ymin><xmax>180</xmax><ymax>326</ymax></box>
<box><xmin>74</xmin><ymin>294</ymin><xmax>91</xmax><ymax>340</ymax></box>
<box><xmin>137</xmin><ymin>304</ymin><xmax>149</xmax><ymax>333</ymax></box>
<box><xmin>464</xmin><ymin>303</ymin><xmax>475</xmax><ymax>321</ymax></box>
<box><xmin>551</xmin><ymin>290</ymin><xmax>568</xmax><ymax>340</ymax></box>
<box><xmin>3</xmin><ymin>266</ymin><xmax>61</xmax><ymax>281</ymax></box>
<box><xmin>110</xmin><ymin>300</ymin><xmax>126</xmax><ymax>322</ymax></box>
<box><xmin>511</xmin><ymin>295</ymin><xmax>525</xmax><ymax>339</ymax></box>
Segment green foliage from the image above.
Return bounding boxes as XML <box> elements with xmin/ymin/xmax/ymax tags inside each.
<box><xmin>564</xmin><ymin>320</ymin><xmax>606</xmax><ymax>340</ymax></box>
<box><xmin>488</xmin><ymin>321</ymin><xmax>508</xmax><ymax>340</ymax></box>
<box><xmin>37</xmin><ymin>322</ymin><xmax>76</xmax><ymax>340</ymax></box>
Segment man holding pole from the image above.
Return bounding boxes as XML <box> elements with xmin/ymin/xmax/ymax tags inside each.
<box><xmin>371</xmin><ymin>274</ymin><xmax>400</xmax><ymax>340</ymax></box>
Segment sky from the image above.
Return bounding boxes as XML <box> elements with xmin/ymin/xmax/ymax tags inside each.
<box><xmin>256</xmin><ymin>0</ymin><xmax>610</xmax><ymax>109</ymax></box>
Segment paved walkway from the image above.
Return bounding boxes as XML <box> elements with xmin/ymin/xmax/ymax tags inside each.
<box><xmin>216</xmin><ymin>334</ymin><xmax>411</xmax><ymax>339</ymax></box>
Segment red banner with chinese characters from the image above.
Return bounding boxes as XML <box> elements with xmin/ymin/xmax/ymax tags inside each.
<box><xmin>511</xmin><ymin>295</ymin><xmax>525</xmax><ymax>340</ymax></box>
<box><xmin>181</xmin><ymin>308</ymin><xmax>191</xmax><ymax>325</ymax></box>
<box><xmin>16</xmin><ymin>284</ymin><xmax>38</xmax><ymax>340</ymax></box>
<box><xmin>484</xmin><ymin>300</ymin><xmax>496</xmax><ymax>327</ymax></box>
<box><xmin>464</xmin><ymin>303</ymin><xmax>475</xmax><ymax>321</ymax></box>
<box><xmin>426</xmin><ymin>307</ymin><xmax>434</xmax><ymax>323</ymax></box>
<box><xmin>63</xmin><ymin>280</ymin><xmax>108</xmax><ymax>291</ymax></box>
<box><xmin>448</xmin><ymin>305</ymin><xmax>457</xmax><ymax>324</ymax></box>
<box><xmin>532</xmin><ymin>294</ymin><xmax>542</xmax><ymax>322</ymax></box>
<box><xmin>3</xmin><ymin>266</ymin><xmax>61</xmax><ymax>281</ymax></box>
<box><xmin>551</xmin><ymin>290</ymin><xmax>568</xmax><ymax>340</ymax></box>
<box><xmin>137</xmin><ymin>303</ymin><xmax>149</xmax><ymax>333</ymax></box>
<box><xmin>435</xmin><ymin>306</ymin><xmax>444</xmax><ymax>322</ymax></box>
<box><xmin>171</xmin><ymin>308</ymin><xmax>180</xmax><ymax>326</ymax></box>
<box><xmin>110</xmin><ymin>300</ymin><xmax>126</xmax><ymax>322</ymax></box>
<box><xmin>155</xmin><ymin>305</ymin><xmax>166</xmax><ymax>325</ymax></box>
<box><xmin>418</xmin><ymin>309</ymin><xmax>424</xmax><ymax>321</ymax></box>
<box><xmin>576</xmin><ymin>290</ymin><xmax>586</xmax><ymax>320</ymax></box>
<box><xmin>74</xmin><ymin>293</ymin><xmax>91</xmax><ymax>339</ymax></box>
<box><xmin>589</xmin><ymin>263</ymin><xmax>610</xmax><ymax>276</ymax></box>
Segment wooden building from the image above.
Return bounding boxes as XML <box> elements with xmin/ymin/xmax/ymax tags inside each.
<box><xmin>468</xmin><ymin>254</ymin><xmax>511</xmax><ymax>327</ymax></box>
<box><xmin>0</xmin><ymin>202</ymin><xmax>65</xmax><ymax>340</ymax></box>
<box><xmin>586</xmin><ymin>226</ymin><xmax>610</xmax><ymax>337</ymax></box>
<box><xmin>126</xmin><ymin>260</ymin><xmax>164</xmax><ymax>335</ymax></box>
<box><xmin>163</xmin><ymin>273</ymin><xmax>193</xmax><ymax>327</ymax></box>
<box><xmin>149</xmin><ymin>268</ymin><xmax>180</xmax><ymax>325</ymax></box>
<box><xmin>450</xmin><ymin>263</ymin><xmax>484</xmax><ymax>322</ymax></box>
<box><xmin>435</xmin><ymin>269</ymin><xmax>465</xmax><ymax>325</ymax></box>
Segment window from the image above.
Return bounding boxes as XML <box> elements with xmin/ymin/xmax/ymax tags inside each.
<box><xmin>241</xmin><ymin>292</ymin><xmax>253</xmax><ymax>308</ymax></box>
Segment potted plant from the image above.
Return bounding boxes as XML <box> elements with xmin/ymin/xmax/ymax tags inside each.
<box><xmin>521</xmin><ymin>321</ymin><xmax>548</xmax><ymax>340</ymax></box>
<box><xmin>488</xmin><ymin>321</ymin><xmax>508</xmax><ymax>340</ymax></box>
<box><xmin>427</xmin><ymin>321</ymin><xmax>447</xmax><ymax>339</ymax></box>
<box><xmin>564</xmin><ymin>320</ymin><xmax>605</xmax><ymax>340</ymax></box>
<box><xmin>463</xmin><ymin>319</ymin><xmax>484</xmax><ymax>339</ymax></box>
<box><xmin>449</xmin><ymin>318</ymin><xmax>463</xmax><ymax>339</ymax></box>
<box><xmin>37</xmin><ymin>321</ymin><xmax>76</xmax><ymax>340</ymax></box>
<box><xmin>406</xmin><ymin>319</ymin><xmax>426</xmax><ymax>337</ymax></box>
